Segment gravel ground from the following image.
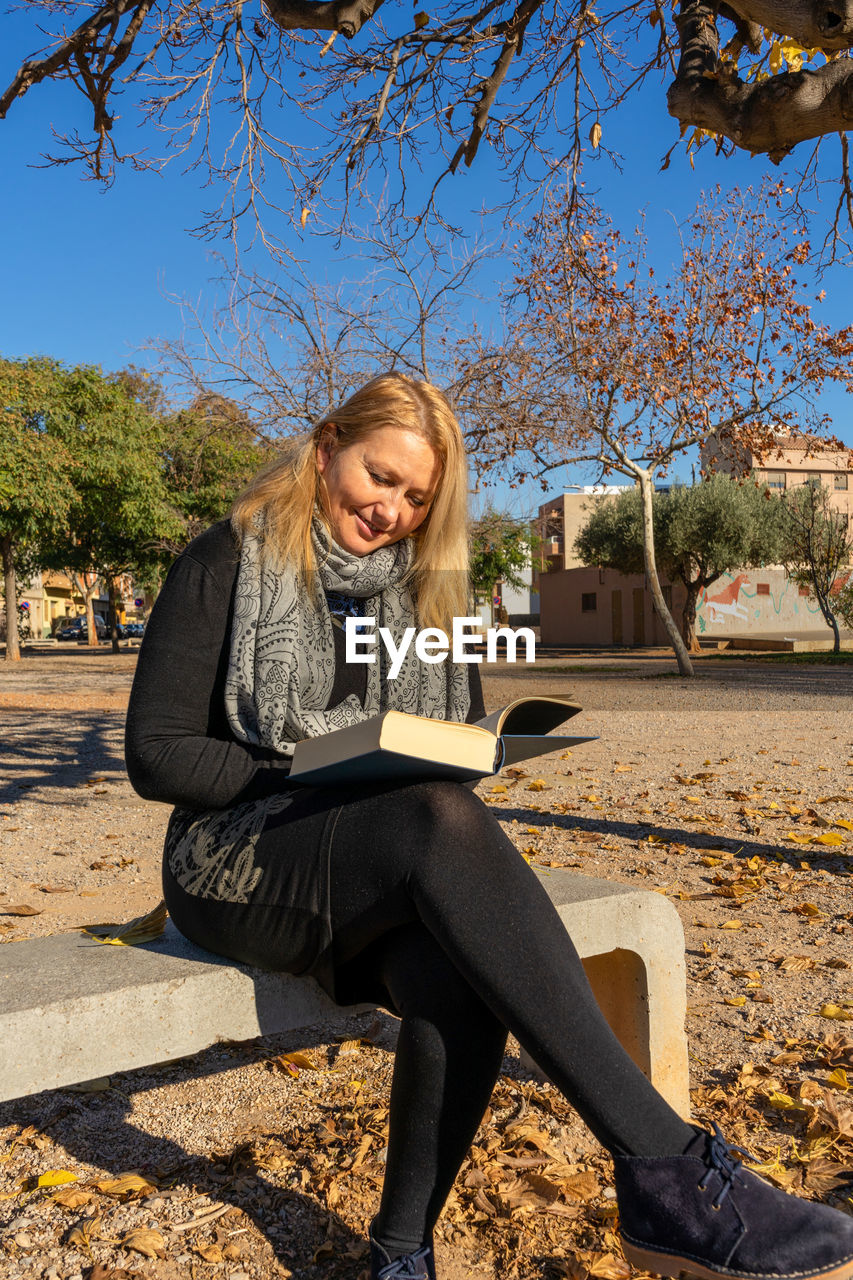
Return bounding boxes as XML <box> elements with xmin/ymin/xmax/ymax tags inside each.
<box><xmin>1</xmin><ymin>648</ymin><xmax>852</xmax><ymax>1280</ymax></box>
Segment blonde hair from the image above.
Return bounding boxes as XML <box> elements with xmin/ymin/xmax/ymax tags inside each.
<box><xmin>231</xmin><ymin>372</ymin><xmax>469</xmax><ymax>630</ymax></box>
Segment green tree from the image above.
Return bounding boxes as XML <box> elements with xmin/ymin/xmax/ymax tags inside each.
<box><xmin>781</xmin><ymin>481</ymin><xmax>853</xmax><ymax>652</ymax></box>
<box><xmin>470</xmin><ymin>509</ymin><xmax>533</xmax><ymax>625</ymax></box>
<box><xmin>158</xmin><ymin>393</ymin><xmax>270</xmax><ymax>557</ymax></box>
<box><xmin>42</xmin><ymin>365</ymin><xmax>183</xmax><ymax>652</ymax></box>
<box><xmin>575</xmin><ymin>476</ymin><xmax>785</xmax><ymax>652</ymax></box>
<box><xmin>0</xmin><ymin>357</ymin><xmax>76</xmax><ymax>662</ymax></box>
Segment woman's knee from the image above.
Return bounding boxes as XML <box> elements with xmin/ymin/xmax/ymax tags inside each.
<box><xmin>399</xmin><ymin>780</ymin><xmax>498</xmax><ymax>857</ymax></box>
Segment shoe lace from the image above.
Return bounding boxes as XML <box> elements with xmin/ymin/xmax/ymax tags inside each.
<box><xmin>697</xmin><ymin>1122</ymin><xmax>752</xmax><ymax>1211</ymax></box>
<box><xmin>377</xmin><ymin>1244</ymin><xmax>432</xmax><ymax>1279</ymax></box>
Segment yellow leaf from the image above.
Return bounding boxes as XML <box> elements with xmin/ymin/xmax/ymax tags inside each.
<box><xmin>280</xmin><ymin>1051</ymin><xmax>318</xmax><ymax>1071</ymax></box>
<box><xmin>815</xmin><ymin>832</ymin><xmax>845</xmax><ymax>846</ymax></box>
<box><xmin>37</xmin><ymin>1170</ymin><xmax>78</xmax><ymax>1188</ymax></box>
<box><xmin>300</xmin><ymin>207</ymin><xmax>310</xmax><ymax>229</ymax></box>
<box><xmin>490</xmin><ymin>784</ymin><xmax>507</xmax><ymax>794</ymax></box>
<box><xmin>589</xmin><ymin>121</ymin><xmax>602</xmax><ymax>149</ymax></box>
<box><xmin>413</xmin><ymin>10</ymin><xmax>429</xmax><ymax>27</ymax></box>
<box><xmin>769</xmin><ymin>40</ymin><xmax>783</xmax><ymax>73</ymax></box>
<box><xmin>821</xmin><ymin>1004</ymin><xmax>853</xmax><ymax>1022</ymax></box>
<box><xmin>121</xmin><ymin>1227</ymin><xmax>166</xmax><ymax>1259</ymax></box>
<box><xmin>766</xmin><ymin>1089</ymin><xmax>807</xmax><ymax>1111</ymax></box>
<box><xmin>52</xmin><ymin>1186</ymin><xmax>93</xmax><ymax>1209</ymax></box>
<box><xmin>83</xmin><ymin>901</ymin><xmax>167</xmax><ymax>947</ymax></box>
<box><xmin>724</xmin><ymin>996</ymin><xmax>747</xmax><ymax>1006</ymax></box>
<box><xmin>827</xmin><ymin>1067</ymin><xmax>850</xmax><ymax>1090</ymax></box>
<box><xmin>96</xmin><ymin>1173</ymin><xmax>155</xmax><ymax>1197</ymax></box>
<box><xmin>720</xmin><ymin>920</ymin><xmax>742</xmax><ymax>930</ymax></box>
<box><xmin>833</xmin><ymin>820</ymin><xmax>853</xmax><ymax>831</ymax></box>
<box><xmin>526</xmin><ymin>780</ymin><xmax>548</xmax><ymax>792</ymax></box>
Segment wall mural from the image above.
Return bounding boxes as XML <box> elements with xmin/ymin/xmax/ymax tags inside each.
<box><xmin>694</xmin><ymin>571</ymin><xmax>842</xmax><ymax>635</ymax></box>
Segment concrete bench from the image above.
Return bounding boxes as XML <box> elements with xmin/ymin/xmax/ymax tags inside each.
<box><xmin>0</xmin><ymin>870</ymin><xmax>690</xmax><ymax>1116</ymax></box>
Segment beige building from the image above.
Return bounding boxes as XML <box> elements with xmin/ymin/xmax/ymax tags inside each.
<box><xmin>538</xmin><ymin>437</ymin><xmax>852</xmax><ymax>647</ymax></box>
<box><xmin>702</xmin><ymin>434</ymin><xmax>852</xmax><ymax>525</ymax></box>
<box><xmin>537</xmin><ymin>487</ymin><xmax>629</xmax><ymax>576</ymax></box>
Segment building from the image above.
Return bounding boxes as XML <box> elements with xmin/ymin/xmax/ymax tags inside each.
<box><xmin>537</xmin><ymin>440</ymin><xmax>852</xmax><ymax>647</ymax></box>
<box><xmin>702</xmin><ymin>434</ymin><xmax>852</xmax><ymax>525</ymax></box>
<box><xmin>537</xmin><ymin>487</ymin><xmax>629</xmax><ymax>575</ymax></box>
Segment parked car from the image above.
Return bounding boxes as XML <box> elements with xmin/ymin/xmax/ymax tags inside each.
<box><xmin>56</xmin><ymin>615</ymin><xmax>108</xmax><ymax>641</ymax></box>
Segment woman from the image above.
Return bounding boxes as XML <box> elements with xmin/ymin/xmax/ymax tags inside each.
<box><xmin>126</xmin><ymin>373</ymin><xmax>853</xmax><ymax>1280</ymax></box>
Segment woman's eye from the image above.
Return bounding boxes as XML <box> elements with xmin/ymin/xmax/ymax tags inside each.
<box><xmin>368</xmin><ymin>470</ymin><xmax>387</xmax><ymax>485</ymax></box>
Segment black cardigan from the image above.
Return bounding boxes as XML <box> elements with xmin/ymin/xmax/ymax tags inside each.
<box><xmin>125</xmin><ymin>521</ymin><xmax>486</xmax><ymax>809</ymax></box>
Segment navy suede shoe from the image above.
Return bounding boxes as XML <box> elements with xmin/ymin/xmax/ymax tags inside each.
<box><xmin>614</xmin><ymin>1124</ymin><xmax>853</xmax><ymax>1280</ymax></box>
<box><xmin>369</xmin><ymin>1225</ymin><xmax>436</xmax><ymax>1280</ymax></box>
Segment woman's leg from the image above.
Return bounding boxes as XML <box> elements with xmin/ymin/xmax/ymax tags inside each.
<box><xmin>328</xmin><ymin>779</ymin><xmax>695</xmax><ymax>1161</ymax></box>
<box><xmin>348</xmin><ymin>926</ymin><xmax>507</xmax><ymax>1255</ymax></box>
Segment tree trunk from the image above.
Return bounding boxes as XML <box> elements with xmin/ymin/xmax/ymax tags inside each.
<box><xmin>681</xmin><ymin>581</ymin><xmax>702</xmax><ymax>654</ymax></box>
<box><xmin>85</xmin><ymin>594</ymin><xmax>99</xmax><ymax>649</ymax></box>
<box><xmin>107</xmin><ymin>578</ymin><xmax>120</xmax><ymax>654</ymax></box>
<box><xmin>1</xmin><ymin>536</ymin><xmax>21</xmax><ymax>662</ymax></box>
<box><xmin>638</xmin><ymin>472</ymin><xmax>694</xmax><ymax>676</ymax></box>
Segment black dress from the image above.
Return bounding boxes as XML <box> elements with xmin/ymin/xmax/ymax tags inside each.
<box><xmin>124</xmin><ymin>520</ymin><xmax>485</xmax><ymax>998</ymax></box>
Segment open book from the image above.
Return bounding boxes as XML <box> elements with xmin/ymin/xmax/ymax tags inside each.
<box><xmin>288</xmin><ymin>695</ymin><xmax>595</xmax><ymax>785</ymax></box>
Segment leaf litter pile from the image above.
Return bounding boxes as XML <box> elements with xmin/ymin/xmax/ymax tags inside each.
<box><xmin>1</xmin><ymin>659</ymin><xmax>853</xmax><ymax>1278</ymax></box>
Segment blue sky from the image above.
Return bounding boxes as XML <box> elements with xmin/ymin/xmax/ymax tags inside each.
<box><xmin>1</xmin><ymin>10</ymin><xmax>851</xmax><ymax>516</ymax></box>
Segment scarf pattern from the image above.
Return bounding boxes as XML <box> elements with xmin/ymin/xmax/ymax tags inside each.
<box><xmin>224</xmin><ymin>519</ymin><xmax>470</xmax><ymax>754</ymax></box>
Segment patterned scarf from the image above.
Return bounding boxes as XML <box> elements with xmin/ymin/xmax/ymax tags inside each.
<box><xmin>224</xmin><ymin>517</ymin><xmax>470</xmax><ymax>755</ymax></box>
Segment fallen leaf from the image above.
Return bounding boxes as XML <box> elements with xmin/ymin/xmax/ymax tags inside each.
<box><xmin>526</xmin><ymin>780</ymin><xmax>548</xmax><ymax>792</ymax></box>
<box><xmin>2</xmin><ymin>904</ymin><xmax>42</xmax><ymax>916</ymax></box>
<box><xmin>120</xmin><ymin>1227</ymin><xmax>166</xmax><ymax>1259</ymax></box>
<box><xmin>821</xmin><ymin>1004</ymin><xmax>853</xmax><ymax>1022</ymax></box>
<box><xmin>67</xmin><ymin>1215</ymin><xmax>103</xmax><ymax>1249</ymax></box>
<box><xmin>195</xmin><ymin>1243</ymin><xmax>224</xmax><ymax>1263</ymax></box>
<box><xmin>37</xmin><ymin>1169</ymin><xmax>78</xmax><ymax>1187</ymax></box>
<box><xmin>83</xmin><ymin>901</ymin><xmax>167</xmax><ymax>946</ymax></box>
<box><xmin>95</xmin><ymin>1173</ymin><xmax>156</xmax><ymax>1197</ymax></box>
<box><xmin>52</xmin><ymin>1186</ymin><xmax>94</xmax><ymax>1209</ymax></box>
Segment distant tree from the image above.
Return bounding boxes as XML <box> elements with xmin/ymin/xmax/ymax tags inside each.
<box><xmin>470</xmin><ymin>509</ymin><xmax>533</xmax><ymax>625</ymax></box>
<box><xmin>0</xmin><ymin>357</ymin><xmax>76</xmax><ymax>662</ymax></box>
<box><xmin>501</xmin><ymin>185</ymin><xmax>853</xmax><ymax>675</ymax></box>
<box><xmin>782</xmin><ymin>481</ymin><xmax>853</xmax><ymax>652</ymax></box>
<box><xmin>41</xmin><ymin>365</ymin><xmax>183</xmax><ymax>652</ymax></box>
<box><xmin>158</xmin><ymin>393</ymin><xmax>271</xmax><ymax>556</ymax></box>
<box><xmin>575</xmin><ymin>476</ymin><xmax>785</xmax><ymax>652</ymax></box>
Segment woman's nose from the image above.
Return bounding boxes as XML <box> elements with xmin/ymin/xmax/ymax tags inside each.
<box><xmin>374</xmin><ymin>492</ymin><xmax>402</xmax><ymax>524</ymax></box>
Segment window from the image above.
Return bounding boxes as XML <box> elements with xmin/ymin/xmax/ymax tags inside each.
<box><xmin>835</xmin><ymin>473</ymin><xmax>849</xmax><ymax>491</ymax></box>
<box><xmin>806</xmin><ymin>472</ymin><xmax>822</xmax><ymax>487</ymax></box>
<box><xmin>756</xmin><ymin>583</ymin><xmax>770</xmax><ymax>596</ymax></box>
<box><xmin>763</xmin><ymin>471</ymin><xmax>786</xmax><ymax>490</ymax></box>
<box><xmin>581</xmin><ymin>592</ymin><xmax>597</xmax><ymax>612</ymax></box>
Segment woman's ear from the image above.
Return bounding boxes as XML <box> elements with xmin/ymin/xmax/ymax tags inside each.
<box><xmin>316</xmin><ymin>424</ymin><xmax>338</xmax><ymax>474</ymax></box>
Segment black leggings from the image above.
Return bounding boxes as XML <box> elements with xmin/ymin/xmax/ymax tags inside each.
<box><xmin>167</xmin><ymin>780</ymin><xmax>694</xmax><ymax>1256</ymax></box>
<box><xmin>325</xmin><ymin>781</ymin><xmax>694</xmax><ymax>1253</ymax></box>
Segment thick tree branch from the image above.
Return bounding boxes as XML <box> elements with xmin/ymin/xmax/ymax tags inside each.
<box><xmin>262</xmin><ymin>0</ymin><xmax>386</xmax><ymax>38</ymax></box>
<box><xmin>0</xmin><ymin>0</ymin><xmax>148</xmax><ymax>119</ymax></box>
<box><xmin>721</xmin><ymin>0</ymin><xmax>853</xmax><ymax>49</ymax></box>
<box><xmin>669</xmin><ymin>0</ymin><xmax>853</xmax><ymax>160</ymax></box>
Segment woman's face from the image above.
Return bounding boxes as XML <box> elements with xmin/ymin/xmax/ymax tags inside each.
<box><xmin>316</xmin><ymin>424</ymin><xmax>442</xmax><ymax>556</ymax></box>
